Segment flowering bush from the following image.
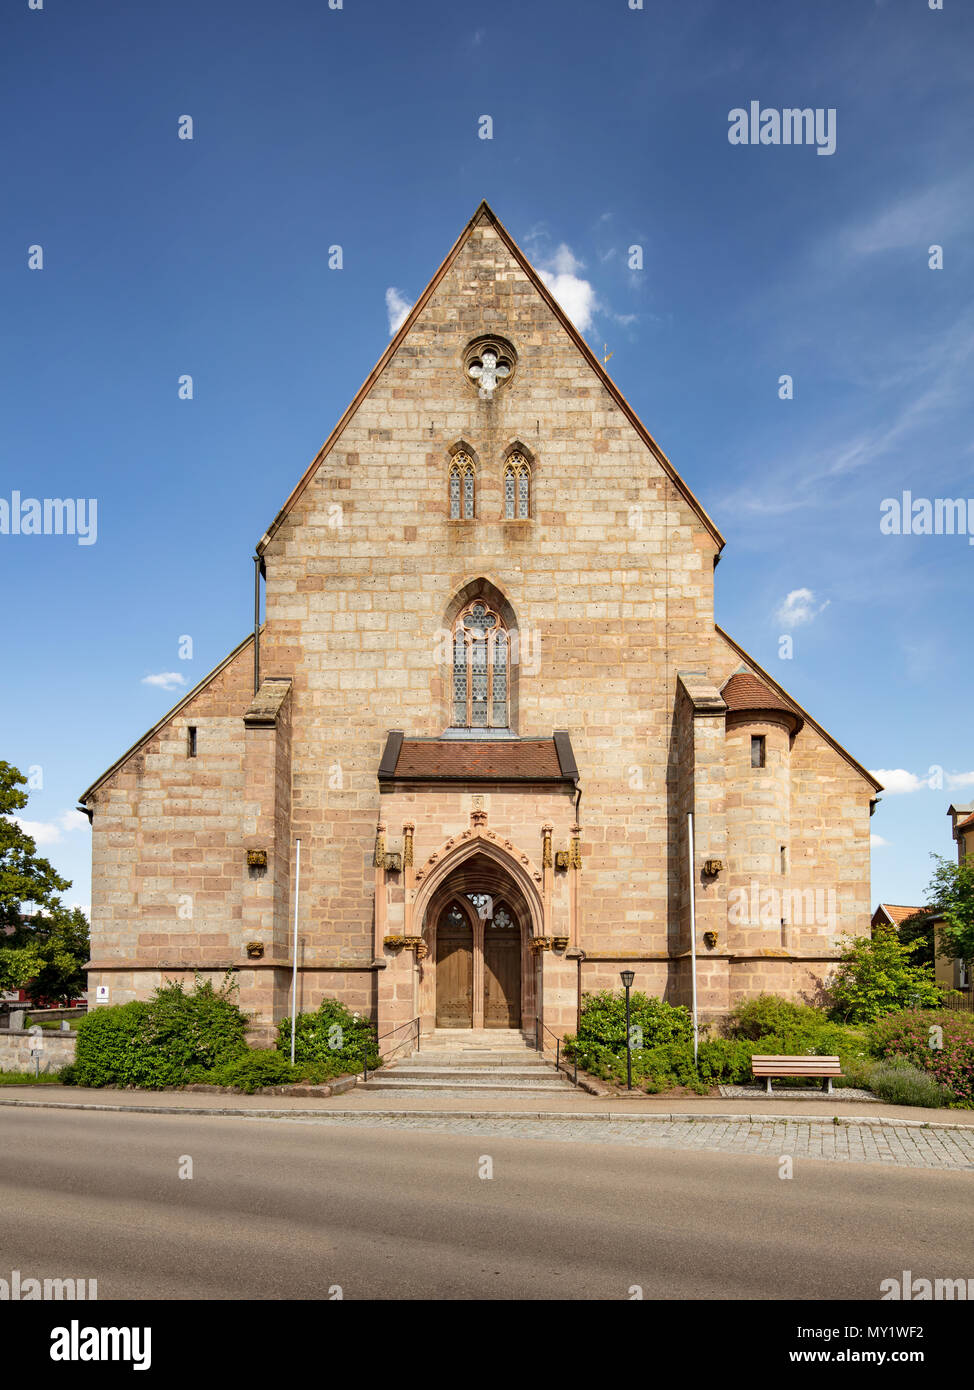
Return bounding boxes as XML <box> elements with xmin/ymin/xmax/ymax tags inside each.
<box><xmin>870</xmin><ymin>1009</ymin><xmax>974</xmax><ymax>1106</ymax></box>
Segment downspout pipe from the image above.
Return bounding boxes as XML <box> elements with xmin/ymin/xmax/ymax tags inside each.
<box><xmin>253</xmin><ymin>555</ymin><xmax>262</xmax><ymax>695</ymax></box>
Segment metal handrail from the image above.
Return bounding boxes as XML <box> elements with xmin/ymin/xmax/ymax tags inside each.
<box><xmin>535</xmin><ymin>1019</ymin><xmax>579</xmax><ymax>1086</ymax></box>
<box><xmin>363</xmin><ymin>1016</ymin><xmax>420</xmax><ymax>1083</ymax></box>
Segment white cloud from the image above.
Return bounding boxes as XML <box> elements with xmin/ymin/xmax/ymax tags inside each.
<box><xmin>775</xmin><ymin>588</ymin><xmax>830</xmax><ymax>629</ymax></box>
<box><xmin>870</xmin><ymin>834</ymin><xmax>889</xmax><ymax>848</ymax></box>
<box><xmin>535</xmin><ymin>244</ymin><xmax>599</xmax><ymax>333</ymax></box>
<box><xmin>14</xmin><ymin>810</ymin><xmax>88</xmax><ymax>847</ymax></box>
<box><xmin>141</xmin><ymin>672</ymin><xmax>187</xmax><ymax>692</ymax></box>
<box><xmin>947</xmin><ymin>771</ymin><xmax>974</xmax><ymax>789</ymax></box>
<box><xmin>385</xmin><ymin>287</ymin><xmax>413</xmax><ymax>336</ymax></box>
<box><xmin>841</xmin><ymin>175</ymin><xmax>971</xmax><ymax>260</ymax></box>
<box><xmin>870</xmin><ymin>769</ymin><xmax>933</xmax><ymax>795</ymax></box>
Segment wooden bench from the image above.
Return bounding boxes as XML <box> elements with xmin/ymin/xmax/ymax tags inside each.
<box><xmin>751</xmin><ymin>1055</ymin><xmax>843</xmax><ymax>1095</ymax></box>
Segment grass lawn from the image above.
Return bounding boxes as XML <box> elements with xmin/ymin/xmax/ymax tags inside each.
<box><xmin>0</xmin><ymin>1070</ymin><xmax>66</xmax><ymax>1085</ymax></box>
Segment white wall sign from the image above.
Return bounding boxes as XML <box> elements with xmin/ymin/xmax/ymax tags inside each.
<box><xmin>95</xmin><ymin>985</ymin><xmax>110</xmax><ymax>1003</ymax></box>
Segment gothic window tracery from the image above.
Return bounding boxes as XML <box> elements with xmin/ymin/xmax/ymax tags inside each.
<box><xmin>449</xmin><ymin>452</ymin><xmax>476</xmax><ymax>520</ymax></box>
<box><xmin>451</xmin><ymin>600</ymin><xmax>510</xmax><ymax>728</ymax></box>
<box><xmin>504</xmin><ymin>455</ymin><xmax>531</xmax><ymax>519</ymax></box>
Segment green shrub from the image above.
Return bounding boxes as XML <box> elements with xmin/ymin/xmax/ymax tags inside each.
<box><xmin>727</xmin><ymin>995</ymin><xmax>830</xmax><ymax>1045</ymax></box>
<box><xmin>579</xmin><ymin>989</ymin><xmax>694</xmax><ymax>1047</ymax></box>
<box><xmin>867</xmin><ymin>1059</ymin><xmax>952</xmax><ymax>1108</ymax></box>
<box><xmin>73</xmin><ymin>1000</ymin><xmax>152</xmax><ymax>1088</ymax></box>
<box><xmin>833</xmin><ymin>1056</ymin><xmax>875</xmax><ymax>1090</ymax></box>
<box><xmin>139</xmin><ymin>975</ymin><xmax>248</xmax><ymax>1072</ymax></box>
<box><xmin>563</xmin><ymin>1030</ymin><xmax>752</xmax><ymax>1092</ymax></box>
<box><xmin>696</xmin><ymin>1037</ymin><xmax>754</xmax><ymax>1084</ymax></box>
<box><xmin>277</xmin><ymin>998</ymin><xmax>379</xmax><ymax>1071</ymax></box>
<box><xmin>563</xmin><ymin>990</ymin><xmax>694</xmax><ymax>1088</ymax></box>
<box><xmin>204</xmin><ymin>1049</ymin><xmax>362</xmax><ymax>1092</ymax></box>
<box><xmin>206</xmin><ymin>1051</ymin><xmax>298</xmax><ymax>1093</ymax></box>
<box><xmin>565</xmin><ymin>989</ymin><xmax>879</xmax><ymax>1094</ymax></box>
<box><xmin>72</xmin><ymin>974</ymin><xmax>249</xmax><ymax>1088</ymax></box>
<box><xmin>827</xmin><ymin>932</ymin><xmax>943</xmax><ymax>1024</ymax></box>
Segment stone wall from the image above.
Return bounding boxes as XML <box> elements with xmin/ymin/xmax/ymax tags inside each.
<box><xmin>0</xmin><ymin>1029</ymin><xmax>76</xmax><ymax>1074</ymax></box>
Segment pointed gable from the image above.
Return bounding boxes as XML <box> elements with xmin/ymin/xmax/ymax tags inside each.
<box><xmin>256</xmin><ymin>201</ymin><xmax>723</xmax><ymax>555</ymax></box>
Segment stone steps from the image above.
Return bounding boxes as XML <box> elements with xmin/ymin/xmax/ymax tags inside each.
<box><xmin>363</xmin><ymin>1030</ymin><xmax>575</xmax><ymax>1094</ymax></box>
<box><xmin>383</xmin><ymin>1065</ymin><xmax>555</xmax><ymax>1081</ymax></box>
<box><xmin>361</xmin><ymin>1077</ymin><xmax>572</xmax><ymax>1093</ymax></box>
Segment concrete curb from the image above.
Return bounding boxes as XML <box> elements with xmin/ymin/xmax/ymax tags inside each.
<box><xmin>0</xmin><ymin>1096</ymin><xmax>972</xmax><ymax>1133</ymax></box>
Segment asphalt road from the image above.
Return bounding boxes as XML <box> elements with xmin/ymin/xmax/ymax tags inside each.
<box><xmin>1</xmin><ymin>1109</ymin><xmax>971</xmax><ymax>1300</ymax></box>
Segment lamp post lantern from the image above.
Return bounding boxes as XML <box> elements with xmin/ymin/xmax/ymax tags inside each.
<box><xmin>620</xmin><ymin>970</ymin><xmax>635</xmax><ymax>1091</ymax></box>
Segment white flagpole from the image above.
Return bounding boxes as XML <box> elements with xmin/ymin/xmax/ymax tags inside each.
<box><xmin>290</xmin><ymin>838</ymin><xmax>301</xmax><ymax>1066</ymax></box>
<box><xmin>687</xmin><ymin>813</ymin><xmax>699</xmax><ymax>1067</ymax></box>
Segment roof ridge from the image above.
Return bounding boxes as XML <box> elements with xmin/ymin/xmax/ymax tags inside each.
<box><xmin>256</xmin><ymin>200</ymin><xmax>724</xmax><ymax>554</ymax></box>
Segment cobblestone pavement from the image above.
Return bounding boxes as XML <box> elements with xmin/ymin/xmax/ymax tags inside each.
<box><xmin>272</xmin><ymin>1112</ymin><xmax>974</xmax><ymax>1171</ymax></box>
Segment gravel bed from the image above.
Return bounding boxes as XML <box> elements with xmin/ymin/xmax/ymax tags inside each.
<box><xmin>718</xmin><ymin>1084</ymin><xmax>877</xmax><ymax>1102</ymax></box>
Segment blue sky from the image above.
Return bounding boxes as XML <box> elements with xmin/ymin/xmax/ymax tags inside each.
<box><xmin>2</xmin><ymin>0</ymin><xmax>972</xmax><ymax>915</ymax></box>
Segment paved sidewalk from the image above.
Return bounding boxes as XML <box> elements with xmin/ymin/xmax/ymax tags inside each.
<box><xmin>4</xmin><ymin>1088</ymin><xmax>972</xmax><ymax>1170</ymax></box>
<box><xmin>2</xmin><ymin>1082</ymin><xmax>973</xmax><ymax>1128</ymax></box>
<box><xmin>272</xmin><ymin>1112</ymin><xmax>974</xmax><ymax>1171</ymax></box>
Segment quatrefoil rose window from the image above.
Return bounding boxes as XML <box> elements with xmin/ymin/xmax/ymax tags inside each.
<box><xmin>463</xmin><ymin>337</ymin><xmax>516</xmax><ymax>400</ymax></box>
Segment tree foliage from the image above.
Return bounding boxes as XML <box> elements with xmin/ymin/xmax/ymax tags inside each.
<box><xmin>828</xmin><ymin>929</ymin><xmax>942</xmax><ymax>1024</ymax></box>
<box><xmin>0</xmin><ymin>761</ymin><xmax>87</xmax><ymax>1001</ymax></box>
<box><xmin>923</xmin><ymin>853</ymin><xmax>974</xmax><ymax>969</ymax></box>
<box><xmin>0</xmin><ymin>761</ymin><xmax>70</xmax><ymax>929</ymax></box>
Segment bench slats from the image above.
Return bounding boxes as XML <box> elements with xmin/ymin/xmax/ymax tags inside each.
<box><xmin>752</xmin><ymin>1056</ymin><xmax>840</xmax><ymax>1069</ymax></box>
<box><xmin>751</xmin><ymin>1055</ymin><xmax>843</xmax><ymax>1092</ymax></box>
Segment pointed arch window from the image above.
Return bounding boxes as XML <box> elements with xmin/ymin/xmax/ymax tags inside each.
<box><xmin>449</xmin><ymin>452</ymin><xmax>476</xmax><ymax>520</ymax></box>
<box><xmin>504</xmin><ymin>454</ymin><xmax>531</xmax><ymax>519</ymax></box>
<box><xmin>451</xmin><ymin>600</ymin><xmax>510</xmax><ymax>728</ymax></box>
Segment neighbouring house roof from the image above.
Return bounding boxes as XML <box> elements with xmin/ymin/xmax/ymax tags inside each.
<box><xmin>715</xmin><ymin>626</ymin><xmax>883</xmax><ymax>792</ymax></box>
<box><xmin>957</xmin><ymin>812</ymin><xmax>974</xmax><ymax>833</ymax></box>
<box><xmin>255</xmin><ymin>200</ymin><xmax>725</xmax><ymax>556</ymax></box>
<box><xmin>378</xmin><ymin>731</ymin><xmax>578</xmax><ymax>783</ymax></box>
<box><xmin>872</xmin><ymin>903</ymin><xmax>928</xmax><ymax>927</ymax></box>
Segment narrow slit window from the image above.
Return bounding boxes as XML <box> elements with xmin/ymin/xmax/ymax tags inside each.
<box><xmin>751</xmin><ymin>735</ymin><xmax>766</xmax><ymax>768</ymax></box>
<box><xmin>188</xmin><ymin>727</ymin><xmax>197</xmax><ymax>758</ymax></box>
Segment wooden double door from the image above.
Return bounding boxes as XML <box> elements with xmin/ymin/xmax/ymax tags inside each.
<box><xmin>434</xmin><ymin>900</ymin><xmax>521</xmax><ymax>1029</ymax></box>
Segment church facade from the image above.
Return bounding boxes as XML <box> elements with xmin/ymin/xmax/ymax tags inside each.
<box><xmin>80</xmin><ymin>203</ymin><xmax>880</xmax><ymax>1043</ymax></box>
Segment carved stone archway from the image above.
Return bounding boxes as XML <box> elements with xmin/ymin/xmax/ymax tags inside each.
<box><xmin>414</xmin><ymin>840</ymin><xmax>542</xmax><ymax>1035</ymax></box>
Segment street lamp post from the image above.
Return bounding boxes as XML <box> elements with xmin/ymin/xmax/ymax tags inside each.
<box><xmin>620</xmin><ymin>970</ymin><xmax>635</xmax><ymax>1091</ymax></box>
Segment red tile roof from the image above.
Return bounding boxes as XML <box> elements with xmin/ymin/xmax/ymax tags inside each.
<box><xmin>875</xmin><ymin>903</ymin><xmax>928</xmax><ymax>925</ymax></box>
<box><xmin>721</xmin><ymin>672</ymin><xmax>804</xmax><ymax>732</ymax></box>
<box><xmin>383</xmin><ymin>737</ymin><xmax>571</xmax><ymax>782</ymax></box>
<box><xmin>958</xmin><ymin>813</ymin><xmax>974</xmax><ymax>833</ymax></box>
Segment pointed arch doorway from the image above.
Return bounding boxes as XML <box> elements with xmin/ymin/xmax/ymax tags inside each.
<box><xmin>423</xmin><ymin>854</ymin><xmax>535</xmax><ymax>1032</ymax></box>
